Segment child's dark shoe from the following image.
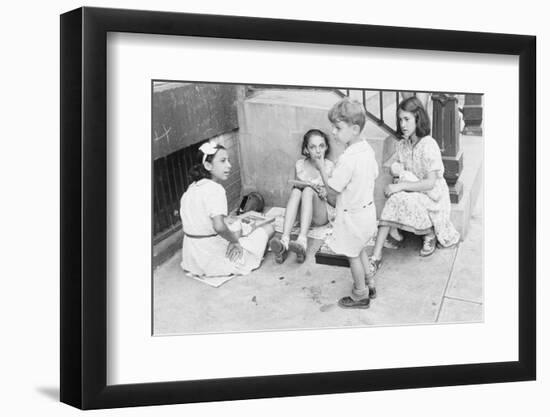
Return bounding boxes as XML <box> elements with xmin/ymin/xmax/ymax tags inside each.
<box><xmin>288</xmin><ymin>239</ymin><xmax>307</xmax><ymax>263</ymax></box>
<box><xmin>269</xmin><ymin>237</ymin><xmax>288</xmax><ymax>264</ymax></box>
<box><xmin>338</xmin><ymin>296</ymin><xmax>370</xmax><ymax>309</ymax></box>
<box><xmin>368</xmin><ymin>287</ymin><xmax>377</xmax><ymax>299</ymax></box>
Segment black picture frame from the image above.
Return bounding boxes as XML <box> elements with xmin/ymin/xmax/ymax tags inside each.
<box><xmin>60</xmin><ymin>6</ymin><xmax>536</xmax><ymax>410</ymax></box>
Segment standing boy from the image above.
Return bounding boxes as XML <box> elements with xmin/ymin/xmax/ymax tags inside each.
<box><xmin>313</xmin><ymin>99</ymin><xmax>378</xmax><ymax>309</ymax></box>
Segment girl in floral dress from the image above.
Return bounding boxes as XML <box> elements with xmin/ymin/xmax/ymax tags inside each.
<box><xmin>367</xmin><ymin>96</ymin><xmax>460</xmax><ymax>275</ymax></box>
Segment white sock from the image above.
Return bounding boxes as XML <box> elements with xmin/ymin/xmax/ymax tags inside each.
<box><xmin>280</xmin><ymin>235</ymin><xmax>290</xmax><ymax>250</ymax></box>
<box><xmin>366</xmin><ymin>276</ymin><xmax>376</xmax><ymax>288</ymax></box>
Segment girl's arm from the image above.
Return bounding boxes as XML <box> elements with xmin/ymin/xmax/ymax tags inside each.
<box><xmin>212</xmin><ymin>215</ymin><xmax>241</xmax><ymax>242</ymax></box>
<box><xmin>385</xmin><ymin>170</ymin><xmax>437</xmax><ymax>196</ymax></box>
<box><xmin>291</xmin><ymin>162</ymin><xmax>314</xmax><ymax>189</ymax></box>
<box><xmin>289</xmin><ymin>165</ymin><xmax>313</xmax><ymax>189</ymax></box>
<box><xmin>212</xmin><ymin>215</ymin><xmax>243</xmax><ymax>262</ymax></box>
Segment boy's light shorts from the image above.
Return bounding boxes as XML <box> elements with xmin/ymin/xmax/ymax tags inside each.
<box><xmin>327</xmin><ymin>204</ymin><xmax>377</xmax><ymax>257</ymax></box>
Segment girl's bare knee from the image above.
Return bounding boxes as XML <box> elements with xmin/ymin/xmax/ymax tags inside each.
<box><xmin>301</xmin><ymin>187</ymin><xmax>314</xmax><ymax>199</ymax></box>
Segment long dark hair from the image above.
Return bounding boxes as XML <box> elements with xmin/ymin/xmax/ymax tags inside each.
<box><xmin>188</xmin><ymin>143</ymin><xmax>226</xmax><ymax>183</ymax></box>
<box><xmin>396</xmin><ymin>96</ymin><xmax>431</xmax><ymax>138</ymax></box>
<box><xmin>301</xmin><ymin>129</ymin><xmax>330</xmax><ymax>158</ymax></box>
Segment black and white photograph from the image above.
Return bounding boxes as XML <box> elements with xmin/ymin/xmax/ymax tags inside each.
<box><xmin>152</xmin><ymin>82</ymin><xmax>484</xmax><ymax>335</ymax></box>
<box><xmin>2</xmin><ymin>0</ymin><xmax>544</xmax><ymax>414</ymax></box>
<box><xmin>60</xmin><ymin>6</ymin><xmax>534</xmax><ymax>408</ymax></box>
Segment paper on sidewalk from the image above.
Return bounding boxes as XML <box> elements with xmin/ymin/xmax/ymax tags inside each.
<box><xmin>183</xmin><ymin>270</ymin><xmax>236</xmax><ymax>288</ymax></box>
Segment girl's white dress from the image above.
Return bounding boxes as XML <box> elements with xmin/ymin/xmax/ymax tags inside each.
<box><xmin>326</xmin><ymin>140</ymin><xmax>379</xmax><ymax>257</ymax></box>
<box><xmin>180</xmin><ymin>179</ymin><xmax>269</xmax><ymax>277</ymax></box>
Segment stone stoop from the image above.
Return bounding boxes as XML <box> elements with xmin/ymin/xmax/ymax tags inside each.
<box><xmin>236</xmin><ymin>89</ymin><xmax>344</xmax><ymax>208</ymax></box>
<box><xmin>449</xmin><ymin>135</ymin><xmax>483</xmax><ymax>240</ymax></box>
<box><xmin>237</xmin><ymin>88</ymin><xmax>482</xmax><ymax>240</ymax></box>
<box><xmin>236</xmin><ymin>89</ymin><xmax>396</xmax><ymax>217</ymax></box>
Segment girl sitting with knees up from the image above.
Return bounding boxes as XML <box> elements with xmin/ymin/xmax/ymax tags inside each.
<box><xmin>180</xmin><ymin>139</ymin><xmax>274</xmax><ymax>278</ymax></box>
<box><xmin>269</xmin><ymin>129</ymin><xmax>335</xmax><ymax>264</ymax></box>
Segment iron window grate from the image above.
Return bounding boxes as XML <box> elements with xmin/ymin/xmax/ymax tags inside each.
<box><xmin>153</xmin><ymin>141</ymin><xmax>201</xmax><ymax>241</ymax></box>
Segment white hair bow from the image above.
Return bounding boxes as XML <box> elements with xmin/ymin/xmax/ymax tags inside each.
<box><xmin>199</xmin><ymin>140</ymin><xmax>218</xmax><ymax>164</ymax></box>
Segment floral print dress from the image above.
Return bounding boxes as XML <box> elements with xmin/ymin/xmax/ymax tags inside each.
<box><xmin>379</xmin><ymin>136</ymin><xmax>460</xmax><ymax>247</ymax></box>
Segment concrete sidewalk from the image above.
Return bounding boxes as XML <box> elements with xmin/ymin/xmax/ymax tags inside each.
<box><xmin>153</xmin><ymin>191</ymin><xmax>483</xmax><ymax>335</ymax></box>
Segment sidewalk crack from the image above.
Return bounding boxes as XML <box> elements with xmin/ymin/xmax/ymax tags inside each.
<box><xmin>444</xmin><ymin>295</ymin><xmax>483</xmax><ymax>305</ymax></box>
<box><xmin>435</xmin><ymin>247</ymin><xmax>460</xmax><ymax>322</ymax></box>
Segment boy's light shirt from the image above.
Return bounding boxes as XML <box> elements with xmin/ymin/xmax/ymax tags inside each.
<box><xmin>327</xmin><ymin>140</ymin><xmax>378</xmax><ymax>211</ymax></box>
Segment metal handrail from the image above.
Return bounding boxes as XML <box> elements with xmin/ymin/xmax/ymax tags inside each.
<box><xmin>341</xmin><ymin>90</ymin><xmax>420</xmax><ymax>139</ymax></box>
<box><xmin>345</xmin><ymin>89</ymin><xmax>401</xmax><ymax>137</ymax></box>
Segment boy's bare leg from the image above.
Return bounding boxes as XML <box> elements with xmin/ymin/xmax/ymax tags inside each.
<box><xmin>349</xmin><ymin>257</ymin><xmax>369</xmax><ymax>300</ymax></box>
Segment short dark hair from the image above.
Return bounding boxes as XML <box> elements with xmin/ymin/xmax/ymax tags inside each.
<box><xmin>396</xmin><ymin>96</ymin><xmax>431</xmax><ymax>138</ymax></box>
<box><xmin>188</xmin><ymin>143</ymin><xmax>226</xmax><ymax>183</ymax></box>
<box><xmin>328</xmin><ymin>98</ymin><xmax>366</xmax><ymax>131</ymax></box>
<box><xmin>301</xmin><ymin>129</ymin><xmax>330</xmax><ymax>158</ymax></box>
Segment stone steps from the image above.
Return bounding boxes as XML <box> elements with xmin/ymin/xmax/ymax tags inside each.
<box><xmin>237</xmin><ymin>89</ymin><xmax>482</xmax><ymax>237</ymax></box>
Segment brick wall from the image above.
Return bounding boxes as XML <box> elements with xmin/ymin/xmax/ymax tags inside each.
<box><xmin>153</xmin><ymin>82</ymin><xmax>240</xmax><ymax>159</ymax></box>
